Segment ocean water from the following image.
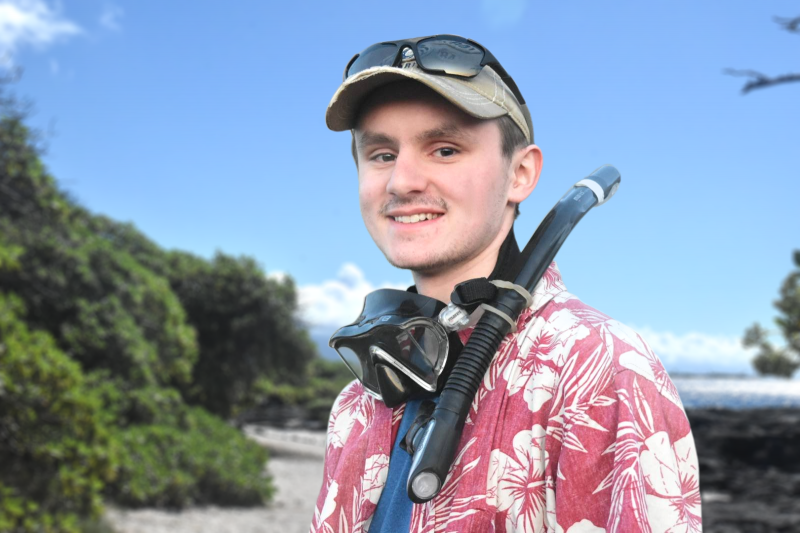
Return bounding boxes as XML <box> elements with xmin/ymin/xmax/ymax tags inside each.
<box><xmin>672</xmin><ymin>376</ymin><xmax>800</xmax><ymax>409</ymax></box>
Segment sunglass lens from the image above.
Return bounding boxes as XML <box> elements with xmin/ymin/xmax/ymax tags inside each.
<box><xmin>417</xmin><ymin>38</ymin><xmax>485</xmax><ymax>77</ymax></box>
<box><xmin>347</xmin><ymin>43</ymin><xmax>399</xmax><ymax>77</ymax></box>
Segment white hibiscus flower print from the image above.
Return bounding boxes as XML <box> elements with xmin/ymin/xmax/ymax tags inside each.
<box><xmin>488</xmin><ymin>427</ymin><xmax>549</xmax><ymax>533</ymax></box>
<box><xmin>361</xmin><ymin>454</ymin><xmax>390</xmax><ymax>505</ymax></box>
<box><xmin>641</xmin><ymin>433</ymin><xmax>701</xmax><ymax>533</ymax></box>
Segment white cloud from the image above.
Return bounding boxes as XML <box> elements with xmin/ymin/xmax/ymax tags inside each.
<box><xmin>99</xmin><ymin>4</ymin><xmax>122</xmax><ymax>31</ymax></box>
<box><xmin>298</xmin><ymin>263</ymin><xmax>409</xmax><ymax>331</ymax></box>
<box><xmin>0</xmin><ymin>0</ymin><xmax>81</xmax><ymax>61</ymax></box>
<box><xmin>635</xmin><ymin>325</ymin><xmax>757</xmax><ymax>372</ymax></box>
<box><xmin>479</xmin><ymin>0</ymin><xmax>528</xmax><ymax>29</ymax></box>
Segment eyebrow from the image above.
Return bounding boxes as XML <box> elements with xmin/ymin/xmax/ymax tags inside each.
<box><xmin>357</xmin><ymin>122</ymin><xmax>473</xmax><ymax>153</ymax></box>
<box><xmin>356</xmin><ymin>131</ymin><xmax>398</xmax><ymax>153</ymax></box>
<box><xmin>414</xmin><ymin>122</ymin><xmax>472</xmax><ymax>144</ymax></box>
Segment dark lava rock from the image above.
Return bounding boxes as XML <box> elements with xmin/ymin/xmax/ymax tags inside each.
<box><xmin>686</xmin><ymin>408</ymin><xmax>800</xmax><ymax>532</ymax></box>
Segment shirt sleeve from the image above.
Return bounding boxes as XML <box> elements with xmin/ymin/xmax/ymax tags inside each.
<box><xmin>309</xmin><ymin>380</ymin><xmax>361</xmax><ymax>532</ymax></box>
<box><xmin>552</xmin><ymin>336</ymin><xmax>702</xmax><ymax>533</ymax></box>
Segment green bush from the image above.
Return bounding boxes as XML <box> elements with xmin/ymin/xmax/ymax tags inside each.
<box><xmin>1</xmin><ymin>86</ymin><xmax>291</xmax><ymax>528</ymax></box>
<box><xmin>0</xmin><ymin>293</ymin><xmax>117</xmax><ymax>533</ymax></box>
<box><xmin>108</xmin><ymin>407</ymin><xmax>272</xmax><ymax>508</ymax></box>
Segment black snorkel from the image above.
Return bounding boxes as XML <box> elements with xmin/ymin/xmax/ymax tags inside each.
<box><xmin>404</xmin><ymin>164</ymin><xmax>622</xmax><ymax>503</ymax></box>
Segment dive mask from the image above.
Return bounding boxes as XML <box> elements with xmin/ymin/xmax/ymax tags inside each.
<box><xmin>329</xmin><ymin>289</ymin><xmax>463</xmax><ymax>407</ymax></box>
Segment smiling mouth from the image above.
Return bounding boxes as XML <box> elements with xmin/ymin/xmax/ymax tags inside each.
<box><xmin>391</xmin><ymin>213</ymin><xmax>442</xmax><ymax>224</ymax></box>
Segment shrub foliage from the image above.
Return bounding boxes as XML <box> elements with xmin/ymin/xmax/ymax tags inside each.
<box><xmin>0</xmin><ymin>88</ymin><xmax>318</xmax><ymax>530</ymax></box>
<box><xmin>110</xmin><ymin>407</ymin><xmax>271</xmax><ymax>508</ymax></box>
<box><xmin>0</xmin><ymin>293</ymin><xmax>116</xmax><ymax>533</ymax></box>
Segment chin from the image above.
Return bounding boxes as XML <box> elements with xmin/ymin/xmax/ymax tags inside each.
<box><xmin>385</xmin><ymin>250</ymin><xmax>452</xmax><ymax>275</ymax></box>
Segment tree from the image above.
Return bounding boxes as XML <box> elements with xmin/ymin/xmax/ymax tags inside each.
<box><xmin>0</xmin><ymin>95</ymin><xmax>316</xmax><ymax>419</ymax></box>
<box><xmin>0</xmin><ymin>110</ymin><xmax>199</xmax><ymax>392</ymax></box>
<box><xmin>726</xmin><ymin>15</ymin><xmax>800</xmax><ymax>93</ymax></box>
<box><xmin>0</xmin><ymin>84</ymin><xmax>277</xmax><ymax>523</ymax></box>
<box><xmin>168</xmin><ymin>251</ymin><xmax>317</xmax><ymax>419</ymax></box>
<box><xmin>743</xmin><ymin>250</ymin><xmax>800</xmax><ymax>377</ymax></box>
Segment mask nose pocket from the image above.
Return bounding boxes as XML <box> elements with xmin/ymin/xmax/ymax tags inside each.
<box><xmin>375</xmin><ymin>363</ymin><xmax>415</xmax><ymax>408</ymax></box>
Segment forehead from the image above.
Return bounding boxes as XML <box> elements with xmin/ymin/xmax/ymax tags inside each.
<box><xmin>354</xmin><ymin>80</ymin><xmax>482</xmax><ymax>133</ymax></box>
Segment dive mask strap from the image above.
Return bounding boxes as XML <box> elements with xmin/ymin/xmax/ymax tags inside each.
<box><xmin>450</xmin><ymin>278</ymin><xmax>532</xmax><ymax>311</ymax></box>
<box><xmin>445</xmin><ymin>278</ymin><xmax>533</xmax><ymax>333</ymax></box>
<box><xmin>450</xmin><ymin>278</ymin><xmax>498</xmax><ymax>313</ymax></box>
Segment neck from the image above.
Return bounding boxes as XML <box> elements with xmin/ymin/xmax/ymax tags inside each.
<box><xmin>413</xmin><ymin>219</ymin><xmax>515</xmax><ymax>303</ymax></box>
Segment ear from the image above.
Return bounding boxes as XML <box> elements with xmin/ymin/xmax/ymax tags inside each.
<box><xmin>507</xmin><ymin>144</ymin><xmax>543</xmax><ymax>204</ymax></box>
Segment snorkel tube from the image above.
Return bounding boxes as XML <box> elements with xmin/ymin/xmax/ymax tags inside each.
<box><xmin>405</xmin><ymin>165</ymin><xmax>622</xmax><ymax>503</ymax></box>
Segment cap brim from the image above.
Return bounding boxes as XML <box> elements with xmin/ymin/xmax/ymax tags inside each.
<box><xmin>326</xmin><ymin>66</ymin><xmax>510</xmax><ymax>132</ymax></box>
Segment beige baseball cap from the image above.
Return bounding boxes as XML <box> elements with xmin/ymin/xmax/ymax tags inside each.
<box><xmin>326</xmin><ymin>49</ymin><xmax>533</xmax><ymax>144</ymax></box>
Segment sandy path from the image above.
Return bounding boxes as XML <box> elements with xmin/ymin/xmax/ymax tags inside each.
<box><xmin>106</xmin><ymin>428</ymin><xmax>325</xmax><ymax>533</ymax></box>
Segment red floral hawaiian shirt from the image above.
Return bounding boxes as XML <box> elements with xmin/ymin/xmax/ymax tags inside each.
<box><xmin>310</xmin><ymin>264</ymin><xmax>701</xmax><ymax>533</ymax></box>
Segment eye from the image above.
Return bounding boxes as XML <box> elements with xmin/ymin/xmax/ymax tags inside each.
<box><xmin>434</xmin><ymin>147</ymin><xmax>458</xmax><ymax>158</ymax></box>
<box><xmin>371</xmin><ymin>152</ymin><xmax>396</xmax><ymax>163</ymax></box>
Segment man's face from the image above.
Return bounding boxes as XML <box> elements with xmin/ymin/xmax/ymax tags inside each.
<box><xmin>355</xmin><ymin>88</ymin><xmax>516</xmax><ymax>275</ymax></box>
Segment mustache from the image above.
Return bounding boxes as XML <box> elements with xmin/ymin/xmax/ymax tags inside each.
<box><xmin>379</xmin><ymin>196</ymin><xmax>448</xmax><ymax>216</ymax></box>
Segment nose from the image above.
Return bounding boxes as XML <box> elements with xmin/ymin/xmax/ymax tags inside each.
<box><xmin>386</xmin><ymin>153</ymin><xmax>429</xmax><ymax>197</ymax></box>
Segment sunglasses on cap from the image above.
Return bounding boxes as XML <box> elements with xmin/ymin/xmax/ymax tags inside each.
<box><xmin>344</xmin><ymin>34</ymin><xmax>526</xmax><ymax>105</ymax></box>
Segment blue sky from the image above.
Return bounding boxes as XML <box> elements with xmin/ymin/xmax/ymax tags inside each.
<box><xmin>3</xmin><ymin>0</ymin><xmax>798</xmax><ymax>374</ymax></box>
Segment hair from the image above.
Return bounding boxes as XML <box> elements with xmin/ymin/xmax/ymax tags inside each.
<box><xmin>350</xmin><ymin>113</ymin><xmax>529</xmax><ymax>218</ymax></box>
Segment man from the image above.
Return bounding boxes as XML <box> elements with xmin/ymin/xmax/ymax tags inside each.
<box><xmin>312</xmin><ymin>36</ymin><xmax>701</xmax><ymax>533</ymax></box>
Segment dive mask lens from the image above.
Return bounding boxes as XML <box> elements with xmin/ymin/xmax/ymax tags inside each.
<box><xmin>331</xmin><ymin>319</ymin><xmax>449</xmax><ymax>398</ymax></box>
<box><xmin>389</xmin><ymin>320</ymin><xmax>449</xmax><ymax>386</ymax></box>
<box><xmin>369</xmin><ymin>319</ymin><xmax>449</xmax><ymax>391</ymax></box>
<box><xmin>336</xmin><ymin>346</ymin><xmax>364</xmax><ymax>381</ymax></box>
<box><xmin>329</xmin><ymin>289</ymin><xmax>454</xmax><ymax>405</ymax></box>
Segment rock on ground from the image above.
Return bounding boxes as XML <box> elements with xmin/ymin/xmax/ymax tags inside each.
<box><xmin>688</xmin><ymin>408</ymin><xmax>800</xmax><ymax>533</ymax></box>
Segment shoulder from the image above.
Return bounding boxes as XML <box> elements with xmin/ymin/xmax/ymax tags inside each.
<box><xmin>330</xmin><ymin>379</ymin><xmax>364</xmax><ymax>417</ymax></box>
<box><xmin>326</xmin><ymin>379</ymin><xmax>371</xmax><ymax>449</ymax></box>
<box><xmin>523</xmin><ymin>288</ymin><xmax>655</xmax><ymax>368</ymax></box>
<box><xmin>517</xmin><ymin>287</ymin><xmax>685</xmax><ymax>403</ymax></box>
<box><xmin>519</xmin><ymin>263</ymin><xmax>654</xmax><ymax>361</ymax></box>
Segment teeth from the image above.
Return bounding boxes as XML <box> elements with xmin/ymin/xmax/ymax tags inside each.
<box><xmin>393</xmin><ymin>213</ymin><xmax>441</xmax><ymax>224</ymax></box>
